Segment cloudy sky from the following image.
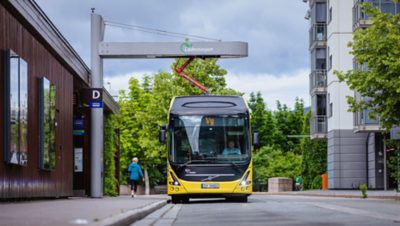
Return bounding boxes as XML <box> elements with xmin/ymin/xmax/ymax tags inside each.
<box><xmin>35</xmin><ymin>0</ymin><xmax>310</xmax><ymax>109</ymax></box>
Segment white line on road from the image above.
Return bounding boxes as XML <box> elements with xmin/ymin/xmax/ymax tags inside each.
<box><xmin>312</xmin><ymin>203</ymin><xmax>400</xmax><ymax>222</ymax></box>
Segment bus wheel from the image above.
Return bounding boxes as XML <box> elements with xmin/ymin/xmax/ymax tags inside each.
<box><xmin>181</xmin><ymin>196</ymin><xmax>189</xmax><ymax>203</ymax></box>
<box><xmin>227</xmin><ymin>196</ymin><xmax>248</xmax><ymax>203</ymax></box>
<box><xmin>171</xmin><ymin>196</ymin><xmax>189</xmax><ymax>204</ymax></box>
<box><xmin>238</xmin><ymin>195</ymin><xmax>248</xmax><ymax>203</ymax></box>
<box><xmin>171</xmin><ymin>196</ymin><xmax>180</xmax><ymax>204</ymax></box>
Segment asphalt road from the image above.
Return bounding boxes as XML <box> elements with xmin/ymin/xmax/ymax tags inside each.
<box><xmin>132</xmin><ymin>195</ymin><xmax>400</xmax><ymax>226</ymax></box>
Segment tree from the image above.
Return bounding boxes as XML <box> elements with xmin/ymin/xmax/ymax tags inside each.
<box><xmin>300</xmin><ymin>111</ymin><xmax>327</xmax><ymax>189</ymax></box>
<box><xmin>171</xmin><ymin>58</ymin><xmax>241</xmax><ymax>96</ymax></box>
<box><xmin>252</xmin><ymin>99</ymin><xmax>307</xmax><ymax>190</ymax></box>
<box><xmin>336</xmin><ymin>2</ymin><xmax>400</xmax><ymax>130</ymax></box>
<box><xmin>248</xmin><ymin>92</ymin><xmax>277</xmax><ymax>149</ymax></box>
<box><xmin>117</xmin><ymin>78</ymin><xmax>144</xmax><ymax>185</ymax></box>
<box><xmin>253</xmin><ymin>146</ymin><xmax>302</xmax><ymax>187</ymax></box>
<box><xmin>273</xmin><ymin>99</ymin><xmax>305</xmax><ymax>153</ymax></box>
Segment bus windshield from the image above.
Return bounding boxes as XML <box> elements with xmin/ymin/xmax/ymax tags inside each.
<box><xmin>169</xmin><ymin>115</ymin><xmax>250</xmax><ymax>164</ymax></box>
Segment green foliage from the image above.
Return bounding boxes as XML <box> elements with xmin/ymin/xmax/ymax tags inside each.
<box><xmin>301</xmin><ymin>111</ymin><xmax>327</xmax><ymax>189</ymax></box>
<box><xmin>104</xmin><ymin>115</ymin><xmax>118</xmax><ymax>196</ymax></box>
<box><xmin>248</xmin><ymin>92</ymin><xmax>277</xmax><ymax>149</ymax></box>
<box><xmin>253</xmin><ymin>146</ymin><xmax>302</xmax><ymax>184</ymax></box>
<box><xmin>359</xmin><ymin>183</ymin><xmax>368</xmax><ymax>199</ymax></box>
<box><xmin>386</xmin><ymin>140</ymin><xmax>400</xmax><ymax>190</ymax></box>
<box><xmin>273</xmin><ymin>99</ymin><xmax>305</xmax><ymax>153</ymax></box>
<box><xmin>310</xmin><ymin>175</ymin><xmax>322</xmax><ymax>190</ymax></box>
<box><xmin>336</xmin><ymin>3</ymin><xmax>400</xmax><ymax>130</ymax></box>
<box><xmin>250</xmin><ymin>97</ymin><xmax>326</xmax><ymax>191</ymax></box>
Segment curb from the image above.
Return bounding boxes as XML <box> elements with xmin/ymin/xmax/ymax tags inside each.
<box><xmin>254</xmin><ymin>192</ymin><xmax>400</xmax><ymax>200</ymax></box>
<box><xmin>92</xmin><ymin>200</ymin><xmax>168</xmax><ymax>226</ymax></box>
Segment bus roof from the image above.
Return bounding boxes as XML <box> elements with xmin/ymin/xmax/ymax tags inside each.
<box><xmin>170</xmin><ymin>95</ymin><xmax>249</xmax><ymax>116</ymax></box>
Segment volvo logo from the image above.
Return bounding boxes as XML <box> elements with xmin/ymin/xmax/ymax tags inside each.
<box><xmin>202</xmin><ymin>175</ymin><xmax>220</xmax><ymax>181</ymax></box>
<box><xmin>185</xmin><ymin>168</ymin><xmax>196</xmax><ymax>174</ymax></box>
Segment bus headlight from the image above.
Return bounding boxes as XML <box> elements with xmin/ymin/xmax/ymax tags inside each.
<box><xmin>240</xmin><ymin>180</ymin><xmax>251</xmax><ymax>186</ymax></box>
<box><xmin>239</xmin><ymin>171</ymin><xmax>251</xmax><ymax>187</ymax></box>
<box><xmin>168</xmin><ymin>172</ymin><xmax>181</xmax><ymax>186</ymax></box>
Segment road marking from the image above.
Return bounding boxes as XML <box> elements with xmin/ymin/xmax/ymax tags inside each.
<box><xmin>69</xmin><ymin>218</ymin><xmax>89</xmax><ymax>225</ymax></box>
<box><xmin>312</xmin><ymin>203</ymin><xmax>400</xmax><ymax>222</ymax></box>
<box><xmin>132</xmin><ymin>204</ymin><xmax>182</xmax><ymax>226</ymax></box>
<box><xmin>162</xmin><ymin>204</ymin><xmax>182</xmax><ymax>219</ymax></box>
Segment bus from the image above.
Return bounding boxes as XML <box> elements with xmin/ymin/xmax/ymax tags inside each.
<box><xmin>159</xmin><ymin>95</ymin><xmax>259</xmax><ymax>203</ymax></box>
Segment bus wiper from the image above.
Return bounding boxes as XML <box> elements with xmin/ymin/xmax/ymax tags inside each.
<box><xmin>178</xmin><ymin>160</ymin><xmax>210</xmax><ymax>169</ymax></box>
<box><xmin>230</xmin><ymin>162</ymin><xmax>243</xmax><ymax>173</ymax></box>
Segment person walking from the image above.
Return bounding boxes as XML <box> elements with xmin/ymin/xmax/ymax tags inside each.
<box><xmin>128</xmin><ymin>157</ymin><xmax>144</xmax><ymax>198</ymax></box>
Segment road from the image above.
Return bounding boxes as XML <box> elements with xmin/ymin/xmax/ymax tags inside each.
<box><xmin>132</xmin><ymin>195</ymin><xmax>400</xmax><ymax>226</ymax></box>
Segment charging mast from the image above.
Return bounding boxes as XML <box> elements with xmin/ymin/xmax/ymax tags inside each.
<box><xmin>90</xmin><ymin>12</ymin><xmax>248</xmax><ymax>198</ymax></box>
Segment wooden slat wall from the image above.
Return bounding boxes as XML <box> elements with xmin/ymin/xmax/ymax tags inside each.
<box><xmin>0</xmin><ymin>3</ymin><xmax>74</xmax><ymax>199</ymax></box>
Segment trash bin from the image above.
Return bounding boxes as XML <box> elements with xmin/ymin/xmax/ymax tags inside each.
<box><xmin>321</xmin><ymin>173</ymin><xmax>328</xmax><ymax>190</ymax></box>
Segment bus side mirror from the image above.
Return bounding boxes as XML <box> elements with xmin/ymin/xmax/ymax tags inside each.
<box><xmin>159</xmin><ymin>125</ymin><xmax>167</xmax><ymax>144</ymax></box>
<box><xmin>253</xmin><ymin>132</ymin><xmax>260</xmax><ymax>147</ymax></box>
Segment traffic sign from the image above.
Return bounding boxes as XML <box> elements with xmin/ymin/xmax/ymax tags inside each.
<box><xmin>89</xmin><ymin>101</ymin><xmax>103</xmax><ymax>108</ymax></box>
<box><xmin>81</xmin><ymin>88</ymin><xmax>103</xmax><ymax>108</ymax></box>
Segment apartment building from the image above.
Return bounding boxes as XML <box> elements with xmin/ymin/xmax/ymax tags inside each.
<box><xmin>306</xmin><ymin>0</ymin><xmax>399</xmax><ymax>189</ymax></box>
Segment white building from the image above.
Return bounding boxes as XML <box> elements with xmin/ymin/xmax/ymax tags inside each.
<box><xmin>306</xmin><ymin>0</ymin><xmax>398</xmax><ymax>190</ymax></box>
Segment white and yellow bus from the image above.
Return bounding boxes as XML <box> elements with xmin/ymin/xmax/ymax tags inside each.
<box><xmin>160</xmin><ymin>95</ymin><xmax>258</xmax><ymax>203</ymax></box>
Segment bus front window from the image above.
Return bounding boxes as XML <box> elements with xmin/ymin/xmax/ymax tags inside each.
<box><xmin>170</xmin><ymin>115</ymin><xmax>250</xmax><ymax>164</ymax></box>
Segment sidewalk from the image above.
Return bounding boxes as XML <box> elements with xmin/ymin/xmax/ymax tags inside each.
<box><xmin>0</xmin><ymin>195</ymin><xmax>168</xmax><ymax>226</ymax></box>
<box><xmin>256</xmin><ymin>190</ymin><xmax>400</xmax><ymax>200</ymax></box>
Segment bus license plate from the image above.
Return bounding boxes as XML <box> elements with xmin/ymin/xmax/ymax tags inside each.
<box><xmin>201</xmin><ymin>183</ymin><xmax>220</xmax><ymax>189</ymax></box>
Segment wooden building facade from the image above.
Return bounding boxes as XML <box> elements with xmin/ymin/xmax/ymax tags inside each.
<box><xmin>0</xmin><ymin>0</ymin><xmax>119</xmax><ymax>199</ymax></box>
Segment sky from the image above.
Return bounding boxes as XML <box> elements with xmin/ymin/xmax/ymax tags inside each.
<box><xmin>35</xmin><ymin>0</ymin><xmax>310</xmax><ymax>110</ymax></box>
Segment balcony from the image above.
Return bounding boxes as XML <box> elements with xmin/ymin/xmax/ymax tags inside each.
<box><xmin>309</xmin><ymin>23</ymin><xmax>327</xmax><ymax>49</ymax></box>
<box><xmin>353</xmin><ymin>0</ymin><xmax>373</xmax><ymax>30</ymax></box>
<box><xmin>353</xmin><ymin>0</ymin><xmax>399</xmax><ymax>30</ymax></box>
<box><xmin>354</xmin><ymin>109</ymin><xmax>382</xmax><ymax>132</ymax></box>
<box><xmin>311</xmin><ymin>116</ymin><xmax>327</xmax><ymax>139</ymax></box>
<box><xmin>309</xmin><ymin>70</ymin><xmax>327</xmax><ymax>94</ymax></box>
<box><xmin>353</xmin><ymin>94</ymin><xmax>382</xmax><ymax>132</ymax></box>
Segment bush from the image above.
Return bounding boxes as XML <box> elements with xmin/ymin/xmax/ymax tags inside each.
<box><xmin>359</xmin><ymin>183</ymin><xmax>368</xmax><ymax>199</ymax></box>
<box><xmin>104</xmin><ymin>115</ymin><xmax>118</xmax><ymax>196</ymax></box>
<box><xmin>253</xmin><ymin>146</ymin><xmax>302</xmax><ymax>186</ymax></box>
<box><xmin>310</xmin><ymin>175</ymin><xmax>322</xmax><ymax>189</ymax></box>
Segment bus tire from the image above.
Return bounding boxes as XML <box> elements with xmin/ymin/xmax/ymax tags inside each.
<box><xmin>171</xmin><ymin>196</ymin><xmax>189</xmax><ymax>204</ymax></box>
<box><xmin>239</xmin><ymin>195</ymin><xmax>248</xmax><ymax>203</ymax></box>
<box><xmin>171</xmin><ymin>196</ymin><xmax>180</xmax><ymax>204</ymax></box>
<box><xmin>227</xmin><ymin>195</ymin><xmax>248</xmax><ymax>203</ymax></box>
<box><xmin>181</xmin><ymin>196</ymin><xmax>189</xmax><ymax>203</ymax></box>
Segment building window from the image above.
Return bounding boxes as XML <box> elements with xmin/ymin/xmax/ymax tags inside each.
<box><xmin>327</xmin><ymin>94</ymin><xmax>332</xmax><ymax>118</ymax></box>
<box><xmin>381</xmin><ymin>0</ymin><xmax>395</xmax><ymax>14</ymax></box>
<box><xmin>4</xmin><ymin>49</ymin><xmax>28</xmax><ymax>166</ymax></box>
<box><xmin>312</xmin><ymin>94</ymin><xmax>327</xmax><ymax>116</ymax></box>
<box><xmin>317</xmin><ymin>94</ymin><xmax>327</xmax><ymax>116</ymax></box>
<box><xmin>315</xmin><ymin>48</ymin><xmax>326</xmax><ymax>70</ymax></box>
<box><xmin>38</xmin><ymin>77</ymin><xmax>56</xmax><ymax>170</ymax></box>
<box><xmin>316</xmin><ymin>2</ymin><xmax>327</xmax><ymax>23</ymax></box>
<box><xmin>329</xmin><ymin>54</ymin><xmax>333</xmax><ymax>71</ymax></box>
<box><xmin>329</xmin><ymin>7</ymin><xmax>332</xmax><ymax>23</ymax></box>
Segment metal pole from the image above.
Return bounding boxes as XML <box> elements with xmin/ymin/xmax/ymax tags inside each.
<box><xmin>90</xmin><ymin>12</ymin><xmax>104</xmax><ymax>198</ymax></box>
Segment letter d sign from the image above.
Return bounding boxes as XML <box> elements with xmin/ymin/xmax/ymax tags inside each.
<box><xmin>92</xmin><ymin>90</ymin><xmax>101</xmax><ymax>99</ymax></box>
